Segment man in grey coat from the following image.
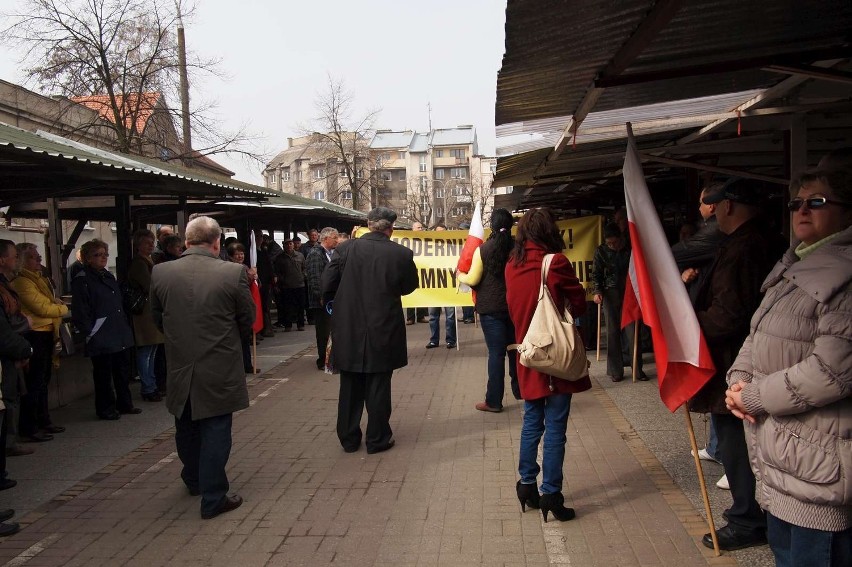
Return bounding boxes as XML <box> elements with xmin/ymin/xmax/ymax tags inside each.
<box><xmin>322</xmin><ymin>208</ymin><xmax>419</xmax><ymax>454</ymax></box>
<box><xmin>151</xmin><ymin>216</ymin><xmax>255</xmax><ymax>520</ymax></box>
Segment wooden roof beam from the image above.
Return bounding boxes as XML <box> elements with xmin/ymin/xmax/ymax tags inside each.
<box><xmin>638</xmin><ymin>153</ymin><xmax>788</xmax><ymax>184</ymax></box>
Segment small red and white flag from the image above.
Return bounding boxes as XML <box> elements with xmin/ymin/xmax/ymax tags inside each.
<box><xmin>248</xmin><ymin>230</ymin><xmax>264</xmax><ymax>335</ymax></box>
<box><xmin>457</xmin><ymin>200</ymin><xmax>485</xmax><ymax>293</ymax></box>
<box><xmin>621</xmin><ymin>124</ymin><xmax>714</xmax><ymax>411</ymax></box>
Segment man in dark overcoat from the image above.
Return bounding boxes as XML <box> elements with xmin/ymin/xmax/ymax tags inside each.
<box><xmin>322</xmin><ymin>208</ymin><xmax>418</xmax><ymax>454</ymax></box>
<box><xmin>150</xmin><ymin>216</ymin><xmax>255</xmax><ymax>520</ymax></box>
<box><xmin>689</xmin><ymin>180</ymin><xmax>786</xmax><ymax>551</ymax></box>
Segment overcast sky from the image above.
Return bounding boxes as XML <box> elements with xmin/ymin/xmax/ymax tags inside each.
<box><xmin>0</xmin><ymin>0</ymin><xmax>507</xmax><ymax>184</ymax></box>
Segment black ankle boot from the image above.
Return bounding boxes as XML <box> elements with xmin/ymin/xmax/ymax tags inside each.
<box><xmin>516</xmin><ymin>481</ymin><xmax>540</xmax><ymax>512</ymax></box>
<box><xmin>539</xmin><ymin>492</ymin><xmax>575</xmax><ymax>523</ymax></box>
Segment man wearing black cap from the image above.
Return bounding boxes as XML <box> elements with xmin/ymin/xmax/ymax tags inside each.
<box><xmin>322</xmin><ymin>207</ymin><xmax>419</xmax><ymax>454</ymax></box>
<box><xmin>689</xmin><ymin>178</ymin><xmax>786</xmax><ymax>551</ymax></box>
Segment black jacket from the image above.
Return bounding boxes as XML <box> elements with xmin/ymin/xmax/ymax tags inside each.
<box><xmin>71</xmin><ymin>266</ymin><xmax>135</xmax><ymax>357</ymax></box>
<box><xmin>472</xmin><ymin>239</ymin><xmax>510</xmax><ymax>315</ymax></box>
<box><xmin>0</xmin><ymin>303</ymin><xmax>33</xmax><ymax>401</ymax></box>
<box><xmin>322</xmin><ymin>232</ymin><xmax>419</xmax><ymax>372</ymax></box>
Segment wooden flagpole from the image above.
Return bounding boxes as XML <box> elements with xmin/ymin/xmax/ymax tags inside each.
<box><xmin>684</xmin><ymin>406</ymin><xmax>721</xmax><ymax>555</ymax></box>
<box><xmin>632</xmin><ymin>320</ymin><xmax>640</xmax><ymax>382</ymax></box>
<box><xmin>252</xmin><ymin>333</ymin><xmax>258</xmax><ymax>374</ymax></box>
<box><xmin>596</xmin><ymin>302</ymin><xmax>602</xmax><ymax>361</ymax></box>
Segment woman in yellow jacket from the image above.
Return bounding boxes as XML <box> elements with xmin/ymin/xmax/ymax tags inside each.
<box><xmin>11</xmin><ymin>244</ymin><xmax>68</xmax><ymax>442</ymax></box>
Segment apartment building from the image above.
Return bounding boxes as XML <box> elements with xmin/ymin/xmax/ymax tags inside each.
<box><xmin>263</xmin><ymin>125</ymin><xmax>498</xmax><ymax>226</ymax></box>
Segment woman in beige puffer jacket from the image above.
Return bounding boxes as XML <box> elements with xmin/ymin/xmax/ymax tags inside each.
<box><xmin>725</xmin><ymin>169</ymin><xmax>852</xmax><ymax>566</ymax></box>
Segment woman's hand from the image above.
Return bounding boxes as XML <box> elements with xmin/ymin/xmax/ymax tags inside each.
<box><xmin>725</xmin><ymin>381</ymin><xmax>756</xmax><ymax>424</ymax></box>
<box><xmin>593</xmin><ymin>293</ymin><xmax>603</xmax><ymax>305</ymax></box>
<box><xmin>682</xmin><ymin>268</ymin><xmax>698</xmax><ymax>284</ymax></box>
<box><xmin>247</xmin><ymin>267</ymin><xmax>258</xmax><ymax>281</ymax></box>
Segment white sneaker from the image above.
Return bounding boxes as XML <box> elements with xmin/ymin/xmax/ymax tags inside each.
<box><xmin>691</xmin><ymin>448</ymin><xmax>721</xmax><ymax>464</ymax></box>
<box><xmin>716</xmin><ymin>474</ymin><xmax>730</xmax><ymax>490</ymax></box>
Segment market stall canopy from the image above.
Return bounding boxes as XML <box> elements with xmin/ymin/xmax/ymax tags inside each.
<box><xmin>495</xmin><ymin>0</ymin><xmax>852</xmax><ymax>210</ymax></box>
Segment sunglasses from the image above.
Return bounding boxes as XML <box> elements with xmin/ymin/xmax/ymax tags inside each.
<box><xmin>787</xmin><ymin>196</ymin><xmax>852</xmax><ymax>211</ymax></box>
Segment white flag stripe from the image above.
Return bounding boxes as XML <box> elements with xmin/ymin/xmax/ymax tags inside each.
<box><xmin>623</xmin><ymin>126</ymin><xmax>701</xmax><ymax>364</ymax></box>
<box><xmin>469</xmin><ymin>201</ymin><xmax>485</xmax><ymax>240</ymax></box>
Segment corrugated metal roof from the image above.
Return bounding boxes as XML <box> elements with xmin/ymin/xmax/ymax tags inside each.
<box><xmin>497</xmin><ymin>89</ymin><xmax>763</xmax><ymax>156</ymax></box>
<box><xmin>0</xmin><ymin>121</ymin><xmax>276</xmax><ymax>197</ymax></box>
<box><xmin>370</xmin><ymin>131</ymin><xmax>415</xmax><ymax>149</ymax></box>
<box><xmin>496</xmin><ymin>0</ymin><xmax>852</xmax><ymax>126</ymax></box>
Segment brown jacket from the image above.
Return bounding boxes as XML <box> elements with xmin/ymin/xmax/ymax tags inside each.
<box><xmin>689</xmin><ymin>218</ymin><xmax>785</xmax><ymax>413</ymax></box>
<box><xmin>729</xmin><ymin>225</ymin><xmax>852</xmax><ymax>531</ymax></box>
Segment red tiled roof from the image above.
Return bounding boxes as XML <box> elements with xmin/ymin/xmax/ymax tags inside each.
<box><xmin>71</xmin><ymin>92</ymin><xmax>161</xmax><ymax>135</ymax></box>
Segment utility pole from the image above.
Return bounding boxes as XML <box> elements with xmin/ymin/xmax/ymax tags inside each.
<box><xmin>427</xmin><ymin>102</ymin><xmax>432</xmax><ymax>132</ymax></box>
<box><xmin>176</xmin><ymin>4</ymin><xmax>192</xmax><ymax>165</ymax></box>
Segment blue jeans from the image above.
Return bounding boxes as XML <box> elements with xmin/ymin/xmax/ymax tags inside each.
<box><xmin>519</xmin><ymin>393</ymin><xmax>572</xmax><ymax>494</ymax></box>
<box><xmin>767</xmin><ymin>513</ymin><xmax>852</xmax><ymax>567</ymax></box>
<box><xmin>479</xmin><ymin>313</ymin><xmax>518</xmax><ymax>408</ymax></box>
<box><xmin>174</xmin><ymin>399</ymin><xmax>234</xmax><ymax>517</ymax></box>
<box><xmin>429</xmin><ymin>307</ymin><xmax>456</xmax><ymax>345</ymax></box>
<box><xmin>706</xmin><ymin>413</ymin><xmax>720</xmax><ymax>461</ymax></box>
<box><xmin>136</xmin><ymin>345</ymin><xmax>159</xmax><ymax>395</ymax></box>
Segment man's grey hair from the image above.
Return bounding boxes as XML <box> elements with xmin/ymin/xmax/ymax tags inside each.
<box><xmin>185</xmin><ymin>216</ymin><xmax>221</xmax><ymax>246</ymax></box>
<box><xmin>319</xmin><ymin>227</ymin><xmax>339</xmax><ymax>242</ymax></box>
<box><xmin>368</xmin><ymin>218</ymin><xmax>393</xmax><ymax>232</ymax></box>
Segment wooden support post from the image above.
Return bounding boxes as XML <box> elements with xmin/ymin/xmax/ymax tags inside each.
<box><xmin>115</xmin><ymin>195</ymin><xmax>132</xmax><ymax>282</ymax></box>
<box><xmin>46</xmin><ymin>198</ymin><xmax>63</xmax><ymax>292</ymax></box>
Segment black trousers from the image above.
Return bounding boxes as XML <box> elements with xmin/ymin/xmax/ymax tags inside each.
<box><xmin>174</xmin><ymin>398</ymin><xmax>233</xmax><ymax>517</ymax></box>
<box><xmin>281</xmin><ymin>288</ymin><xmax>306</xmax><ymax>329</ymax></box>
<box><xmin>337</xmin><ymin>371</ymin><xmax>393</xmax><ymax>452</ymax></box>
<box><xmin>602</xmin><ymin>288</ymin><xmax>643</xmax><ymax>377</ymax></box>
<box><xmin>155</xmin><ymin>343</ymin><xmax>167</xmax><ymax>393</ymax></box>
<box><xmin>311</xmin><ymin>307</ymin><xmax>331</xmax><ymax>369</ymax></box>
<box><xmin>20</xmin><ymin>331</ymin><xmax>55</xmax><ymax>436</ymax></box>
<box><xmin>0</xmin><ymin>409</ymin><xmax>7</xmax><ymax>480</ymax></box>
<box><xmin>90</xmin><ymin>349</ymin><xmax>134</xmax><ymax>417</ymax></box>
<box><xmin>259</xmin><ymin>282</ymin><xmax>273</xmax><ymax>333</ymax></box>
<box><xmin>715</xmin><ymin>412</ymin><xmax>766</xmax><ymax>533</ymax></box>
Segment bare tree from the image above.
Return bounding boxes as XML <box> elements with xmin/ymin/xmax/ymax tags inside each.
<box><xmin>3</xmin><ymin>0</ymin><xmax>258</xmax><ymax>164</ymax></box>
<box><xmin>403</xmin><ymin>175</ymin><xmax>435</xmax><ymax>226</ymax></box>
<box><xmin>301</xmin><ymin>75</ymin><xmax>380</xmax><ymax>212</ymax></box>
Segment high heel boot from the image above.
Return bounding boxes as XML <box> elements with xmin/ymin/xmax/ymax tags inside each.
<box><xmin>539</xmin><ymin>492</ymin><xmax>575</xmax><ymax>523</ymax></box>
<box><xmin>516</xmin><ymin>480</ymin><xmax>540</xmax><ymax>512</ymax></box>
<box><xmin>515</xmin><ymin>480</ymin><xmax>539</xmax><ymax>512</ymax></box>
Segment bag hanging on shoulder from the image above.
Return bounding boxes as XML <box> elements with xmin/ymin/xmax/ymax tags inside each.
<box><xmin>509</xmin><ymin>254</ymin><xmax>589</xmax><ymax>381</ymax></box>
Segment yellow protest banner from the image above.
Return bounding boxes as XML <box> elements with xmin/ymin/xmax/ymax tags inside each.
<box><xmin>355</xmin><ymin>216</ymin><xmax>602</xmax><ymax>307</ymax></box>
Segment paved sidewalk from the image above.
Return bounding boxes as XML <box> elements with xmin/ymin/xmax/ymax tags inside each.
<box><xmin>0</xmin><ymin>322</ymin><xmax>765</xmax><ymax>566</ymax></box>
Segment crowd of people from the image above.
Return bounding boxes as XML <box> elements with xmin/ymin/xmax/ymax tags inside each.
<box><xmin>0</xmin><ymin>156</ymin><xmax>849</xmax><ymax>563</ymax></box>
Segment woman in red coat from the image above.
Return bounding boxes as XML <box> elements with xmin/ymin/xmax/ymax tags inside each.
<box><xmin>505</xmin><ymin>207</ymin><xmax>589</xmax><ymax>522</ymax></box>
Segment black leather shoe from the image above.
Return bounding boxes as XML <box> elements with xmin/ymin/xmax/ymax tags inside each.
<box><xmin>446</xmin><ymin>343</ymin><xmax>456</xmax><ymax>349</ymax></box>
<box><xmin>98</xmin><ymin>411</ymin><xmax>121</xmax><ymax>421</ymax></box>
<box><xmin>0</xmin><ymin>509</ymin><xmax>14</xmax><ymax>522</ymax></box>
<box><xmin>142</xmin><ymin>392</ymin><xmax>162</xmax><ymax>402</ymax></box>
<box><xmin>0</xmin><ymin>522</ymin><xmax>19</xmax><ymax>537</ymax></box>
<box><xmin>0</xmin><ymin>479</ymin><xmax>17</xmax><ymax>491</ymax></box>
<box><xmin>636</xmin><ymin>372</ymin><xmax>650</xmax><ymax>381</ymax></box>
<box><xmin>201</xmin><ymin>494</ymin><xmax>243</xmax><ymax>519</ymax></box>
<box><xmin>609</xmin><ymin>375</ymin><xmax>625</xmax><ymax>382</ymax></box>
<box><xmin>342</xmin><ymin>445</ymin><xmax>359</xmax><ymax>453</ymax></box>
<box><xmin>119</xmin><ymin>407</ymin><xmax>142</xmax><ymax>415</ymax></box>
<box><xmin>43</xmin><ymin>425</ymin><xmax>66</xmax><ymax>434</ymax></box>
<box><xmin>426</xmin><ymin>342</ymin><xmax>439</xmax><ymax>349</ymax></box>
<box><xmin>366</xmin><ymin>439</ymin><xmax>395</xmax><ymax>455</ymax></box>
<box><xmin>702</xmin><ymin>525</ymin><xmax>767</xmax><ymax>551</ymax></box>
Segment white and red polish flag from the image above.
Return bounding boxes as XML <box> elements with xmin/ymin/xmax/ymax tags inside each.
<box><xmin>248</xmin><ymin>230</ymin><xmax>264</xmax><ymax>335</ymax></box>
<box><xmin>457</xmin><ymin>200</ymin><xmax>485</xmax><ymax>294</ymax></box>
<box><xmin>621</xmin><ymin>124</ymin><xmax>714</xmax><ymax>411</ymax></box>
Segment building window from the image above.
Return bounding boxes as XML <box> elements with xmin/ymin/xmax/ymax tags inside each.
<box><xmin>398</xmin><ymin>190</ymin><xmax>406</xmax><ymax>200</ymax></box>
<box><xmin>295</xmin><ymin>171</ymin><xmax>302</xmax><ymax>181</ymax></box>
<box><xmin>397</xmin><ymin>170</ymin><xmax>406</xmax><ymax>181</ymax></box>
<box><xmin>419</xmin><ymin>175</ymin><xmax>427</xmax><ymax>191</ymax></box>
<box><xmin>314</xmin><ymin>190</ymin><xmax>326</xmax><ymax>200</ymax></box>
<box><xmin>490</xmin><ymin>162</ymin><xmax>496</xmax><ymax>175</ymax></box>
<box><xmin>419</xmin><ymin>155</ymin><xmax>426</xmax><ymax>172</ymax></box>
<box><xmin>435</xmin><ymin>168</ymin><xmax>445</xmax><ymax>180</ymax></box>
<box><xmin>450</xmin><ymin>168</ymin><xmax>466</xmax><ymax>179</ymax></box>
<box><xmin>452</xmin><ymin>186</ymin><xmax>465</xmax><ymax>196</ymax></box>
<box><xmin>282</xmin><ymin>169</ymin><xmax>290</xmax><ymax>181</ymax></box>
<box><xmin>383</xmin><ymin>152</ymin><xmax>390</xmax><ymax>162</ymax></box>
<box><xmin>436</xmin><ymin>206</ymin><xmax>444</xmax><ymax>217</ymax></box>
<box><xmin>435</xmin><ymin>149</ymin><xmax>443</xmax><ymax>158</ymax></box>
<box><xmin>356</xmin><ymin>169</ymin><xmax>365</xmax><ymax>179</ymax></box>
<box><xmin>450</xmin><ymin>148</ymin><xmax>465</xmax><ymax>159</ymax></box>
<box><xmin>380</xmin><ymin>170</ymin><xmax>392</xmax><ymax>181</ymax></box>
<box><xmin>341</xmin><ymin>190</ymin><xmax>352</xmax><ymax>200</ymax></box>
<box><xmin>339</xmin><ymin>167</ymin><xmax>347</xmax><ymax>177</ymax></box>
<box><xmin>398</xmin><ymin>151</ymin><xmax>405</xmax><ymax>160</ymax></box>
<box><xmin>269</xmin><ymin>172</ymin><xmax>276</xmax><ymax>185</ymax></box>
<box><xmin>314</xmin><ymin>168</ymin><xmax>325</xmax><ymax>179</ymax></box>
<box><xmin>435</xmin><ymin>187</ymin><xmax>445</xmax><ymax>199</ymax></box>
<box><xmin>420</xmin><ymin>195</ymin><xmax>430</xmax><ymax>207</ymax></box>
<box><xmin>452</xmin><ymin>206</ymin><xmax>469</xmax><ymax>217</ymax></box>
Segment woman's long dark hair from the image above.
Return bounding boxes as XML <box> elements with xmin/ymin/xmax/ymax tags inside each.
<box><xmin>510</xmin><ymin>207</ymin><xmax>564</xmax><ymax>266</ymax></box>
<box><xmin>483</xmin><ymin>208</ymin><xmax>514</xmax><ymax>277</ymax></box>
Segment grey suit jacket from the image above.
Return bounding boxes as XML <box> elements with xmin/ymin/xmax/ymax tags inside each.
<box><xmin>151</xmin><ymin>247</ymin><xmax>255</xmax><ymax>420</ymax></box>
